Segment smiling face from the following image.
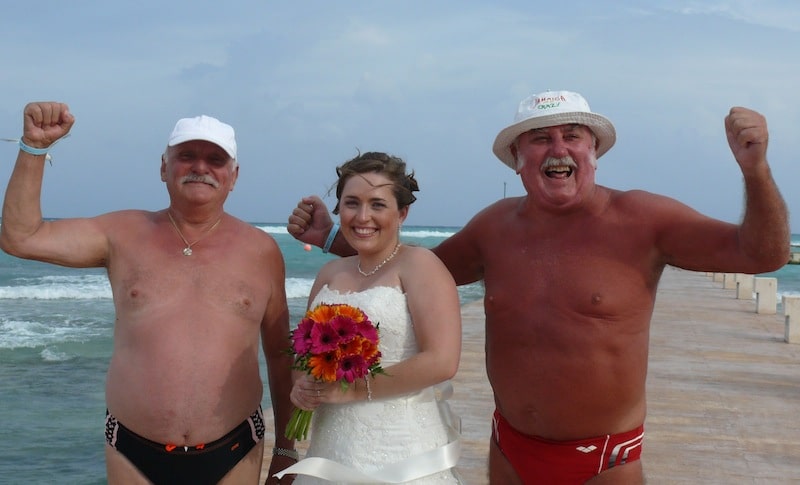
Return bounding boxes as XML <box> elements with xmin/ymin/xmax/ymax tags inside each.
<box><xmin>161</xmin><ymin>140</ymin><xmax>238</xmax><ymax>207</ymax></box>
<box><xmin>338</xmin><ymin>172</ymin><xmax>408</xmax><ymax>259</ymax></box>
<box><xmin>512</xmin><ymin>123</ymin><xmax>598</xmax><ymax>212</ymax></box>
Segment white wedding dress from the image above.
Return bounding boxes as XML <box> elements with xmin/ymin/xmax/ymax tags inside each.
<box><xmin>287</xmin><ymin>285</ymin><xmax>463</xmax><ymax>484</ymax></box>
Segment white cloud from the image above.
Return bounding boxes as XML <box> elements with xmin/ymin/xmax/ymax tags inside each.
<box><xmin>1</xmin><ymin>1</ymin><xmax>798</xmax><ymax>230</ymax></box>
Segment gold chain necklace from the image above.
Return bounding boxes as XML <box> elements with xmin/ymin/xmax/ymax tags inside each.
<box><xmin>166</xmin><ymin>211</ymin><xmax>223</xmax><ymax>256</ymax></box>
<box><xmin>358</xmin><ymin>244</ymin><xmax>401</xmax><ymax>277</ymax></box>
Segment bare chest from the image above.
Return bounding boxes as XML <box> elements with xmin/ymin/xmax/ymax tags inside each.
<box><xmin>108</xmin><ymin>249</ymin><xmax>270</xmax><ymax>324</ymax></box>
<box><xmin>480</xmin><ymin>228</ymin><xmax>661</xmax><ymax>327</ymax></box>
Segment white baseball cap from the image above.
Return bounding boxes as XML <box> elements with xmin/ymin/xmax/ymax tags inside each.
<box><xmin>168</xmin><ymin>115</ymin><xmax>237</xmax><ymax>160</ymax></box>
<box><xmin>492</xmin><ymin>90</ymin><xmax>616</xmax><ymax>169</ymax></box>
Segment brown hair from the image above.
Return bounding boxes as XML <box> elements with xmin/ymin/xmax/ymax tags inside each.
<box><xmin>331</xmin><ymin>151</ymin><xmax>419</xmax><ymax>214</ymax></box>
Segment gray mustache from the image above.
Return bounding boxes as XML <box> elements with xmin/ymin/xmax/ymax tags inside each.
<box><xmin>542</xmin><ymin>156</ymin><xmax>577</xmax><ymax>169</ymax></box>
<box><xmin>180</xmin><ymin>173</ymin><xmax>219</xmax><ymax>188</ymax></box>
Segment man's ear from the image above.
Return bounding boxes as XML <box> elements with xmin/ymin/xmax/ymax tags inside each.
<box><xmin>510</xmin><ymin>144</ymin><xmax>524</xmax><ymax>175</ymax></box>
<box><xmin>229</xmin><ymin>164</ymin><xmax>239</xmax><ymax>192</ymax></box>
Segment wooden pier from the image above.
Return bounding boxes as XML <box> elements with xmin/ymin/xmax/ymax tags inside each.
<box><xmin>261</xmin><ymin>266</ymin><xmax>800</xmax><ymax>484</ymax></box>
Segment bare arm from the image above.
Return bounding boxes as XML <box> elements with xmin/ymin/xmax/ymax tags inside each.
<box><xmin>363</xmin><ymin>248</ymin><xmax>462</xmax><ymax>399</ymax></box>
<box><xmin>1</xmin><ymin>102</ymin><xmax>109</xmax><ymax>267</ymax></box>
<box><xmin>431</xmin><ymin>201</ymin><xmax>511</xmax><ymax>285</ymax></box>
<box><xmin>656</xmin><ymin>107</ymin><xmax>788</xmax><ymax>273</ymax></box>
<box><xmin>259</xmin><ymin>239</ymin><xmax>297</xmax><ymax>480</ymax></box>
<box><xmin>726</xmin><ymin>107</ymin><xmax>790</xmax><ymax>269</ymax></box>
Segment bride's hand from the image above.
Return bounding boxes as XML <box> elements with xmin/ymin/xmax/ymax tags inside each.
<box><xmin>290</xmin><ymin>375</ymin><xmax>326</xmax><ymax>411</ymax></box>
<box><xmin>291</xmin><ymin>375</ymin><xmax>366</xmax><ymax>408</ymax></box>
<box><xmin>319</xmin><ymin>379</ymin><xmax>366</xmax><ymax>405</ymax></box>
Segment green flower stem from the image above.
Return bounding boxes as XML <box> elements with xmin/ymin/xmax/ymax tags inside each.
<box><xmin>285</xmin><ymin>407</ymin><xmax>314</xmax><ymax>441</ymax></box>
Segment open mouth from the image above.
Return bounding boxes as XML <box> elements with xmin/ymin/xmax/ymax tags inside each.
<box><xmin>545</xmin><ymin>166</ymin><xmax>573</xmax><ymax>178</ymax></box>
<box><xmin>354</xmin><ymin>227</ymin><xmax>377</xmax><ymax>236</ymax></box>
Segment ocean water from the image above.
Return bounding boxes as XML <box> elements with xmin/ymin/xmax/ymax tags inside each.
<box><xmin>1</xmin><ymin>225</ymin><xmax>798</xmax><ymax>484</ymax></box>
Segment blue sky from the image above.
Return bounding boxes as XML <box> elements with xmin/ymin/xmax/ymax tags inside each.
<box><xmin>1</xmin><ymin>1</ymin><xmax>798</xmax><ymax>230</ymax></box>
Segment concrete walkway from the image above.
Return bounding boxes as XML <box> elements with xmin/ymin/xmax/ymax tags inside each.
<box><xmin>642</xmin><ymin>267</ymin><xmax>800</xmax><ymax>484</ymax></box>
<box><xmin>261</xmin><ymin>266</ymin><xmax>800</xmax><ymax>484</ymax></box>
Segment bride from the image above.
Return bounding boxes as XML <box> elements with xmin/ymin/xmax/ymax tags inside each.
<box><xmin>276</xmin><ymin>152</ymin><xmax>464</xmax><ymax>484</ymax></box>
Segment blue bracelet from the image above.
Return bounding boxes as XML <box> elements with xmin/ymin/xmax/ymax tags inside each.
<box><xmin>18</xmin><ymin>138</ymin><xmax>50</xmax><ymax>156</ymax></box>
<box><xmin>322</xmin><ymin>223</ymin><xmax>339</xmax><ymax>254</ymax></box>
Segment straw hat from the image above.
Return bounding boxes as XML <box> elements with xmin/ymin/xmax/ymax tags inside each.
<box><xmin>492</xmin><ymin>90</ymin><xmax>616</xmax><ymax>170</ymax></box>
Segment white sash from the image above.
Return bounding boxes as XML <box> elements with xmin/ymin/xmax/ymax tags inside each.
<box><xmin>274</xmin><ymin>382</ymin><xmax>461</xmax><ymax>483</ymax></box>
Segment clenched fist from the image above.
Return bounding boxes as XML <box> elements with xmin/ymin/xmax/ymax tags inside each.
<box><xmin>22</xmin><ymin>102</ymin><xmax>75</xmax><ymax>149</ymax></box>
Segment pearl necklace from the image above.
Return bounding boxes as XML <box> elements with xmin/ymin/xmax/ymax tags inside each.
<box><xmin>166</xmin><ymin>211</ymin><xmax>223</xmax><ymax>256</ymax></box>
<box><xmin>357</xmin><ymin>244</ymin><xmax>401</xmax><ymax>277</ymax></box>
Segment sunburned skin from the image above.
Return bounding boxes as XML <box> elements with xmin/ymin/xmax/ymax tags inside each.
<box><xmin>284</xmin><ymin>95</ymin><xmax>791</xmax><ymax>485</ymax></box>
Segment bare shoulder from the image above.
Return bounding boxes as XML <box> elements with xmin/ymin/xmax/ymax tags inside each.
<box><xmin>93</xmin><ymin>209</ymin><xmax>153</xmax><ymax>224</ymax></box>
<box><xmin>310</xmin><ymin>256</ymin><xmax>352</xmax><ymax>292</ymax></box>
<box><xmin>400</xmin><ymin>244</ymin><xmax>444</xmax><ymax>267</ymax></box>
<box><xmin>230</xmin><ymin>218</ymin><xmax>280</xmax><ymax>249</ymax></box>
<box><xmin>402</xmin><ymin>244</ymin><xmax>436</xmax><ymax>259</ymax></box>
<box><xmin>86</xmin><ymin>209</ymin><xmax>157</xmax><ymax>237</ymax></box>
<box><xmin>610</xmin><ymin>188</ymin><xmax>694</xmax><ymax>217</ymax></box>
<box><xmin>400</xmin><ymin>245</ymin><xmax>453</xmax><ymax>280</ymax></box>
<box><xmin>471</xmin><ymin>197</ymin><xmax>521</xmax><ymax>223</ymax></box>
<box><xmin>454</xmin><ymin>197</ymin><xmax>522</xmax><ymax>239</ymax></box>
<box><xmin>613</xmin><ymin>188</ymin><xmax>668</xmax><ymax>203</ymax></box>
<box><xmin>400</xmin><ymin>246</ymin><xmax>459</xmax><ymax>313</ymax></box>
<box><xmin>319</xmin><ymin>255</ymin><xmax>352</xmax><ymax>277</ymax></box>
<box><xmin>217</xmin><ymin>219</ymin><xmax>286</xmax><ymax>281</ymax></box>
<box><xmin>229</xmin><ymin>216</ymin><xmax>268</xmax><ymax>234</ymax></box>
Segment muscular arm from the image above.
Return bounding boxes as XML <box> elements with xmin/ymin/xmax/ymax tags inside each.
<box><xmin>1</xmin><ymin>102</ymin><xmax>109</xmax><ymax>268</ymax></box>
<box><xmin>728</xmin><ymin>108</ymin><xmax>790</xmax><ymax>269</ymax></box>
<box><xmin>656</xmin><ymin>107</ymin><xmax>789</xmax><ymax>273</ymax></box>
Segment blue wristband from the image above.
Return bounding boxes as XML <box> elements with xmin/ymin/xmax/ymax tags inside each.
<box><xmin>322</xmin><ymin>223</ymin><xmax>339</xmax><ymax>254</ymax></box>
<box><xmin>18</xmin><ymin>138</ymin><xmax>50</xmax><ymax>156</ymax></box>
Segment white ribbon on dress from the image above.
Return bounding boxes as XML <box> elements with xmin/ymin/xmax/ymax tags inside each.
<box><xmin>274</xmin><ymin>382</ymin><xmax>461</xmax><ymax>483</ymax></box>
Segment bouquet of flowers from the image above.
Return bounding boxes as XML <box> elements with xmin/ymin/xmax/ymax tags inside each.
<box><xmin>285</xmin><ymin>302</ymin><xmax>384</xmax><ymax>440</ymax></box>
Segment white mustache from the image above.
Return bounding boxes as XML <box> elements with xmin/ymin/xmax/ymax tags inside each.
<box><xmin>180</xmin><ymin>173</ymin><xmax>219</xmax><ymax>188</ymax></box>
<box><xmin>542</xmin><ymin>156</ymin><xmax>577</xmax><ymax>169</ymax></box>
